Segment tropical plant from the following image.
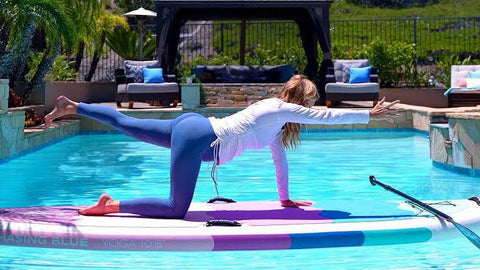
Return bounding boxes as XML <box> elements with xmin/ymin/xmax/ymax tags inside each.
<box><xmin>84</xmin><ymin>12</ymin><xmax>128</xmax><ymax>81</ymax></box>
<box><xmin>105</xmin><ymin>26</ymin><xmax>156</xmax><ymax>60</ymax></box>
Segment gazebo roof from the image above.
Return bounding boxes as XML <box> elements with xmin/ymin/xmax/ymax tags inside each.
<box><xmin>152</xmin><ymin>0</ymin><xmax>333</xmax><ymax>8</ymax></box>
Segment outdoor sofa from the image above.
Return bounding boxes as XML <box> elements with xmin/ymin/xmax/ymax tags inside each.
<box><xmin>325</xmin><ymin>59</ymin><xmax>379</xmax><ymax>107</ymax></box>
<box><xmin>190</xmin><ymin>64</ymin><xmax>296</xmax><ymax>83</ymax></box>
<box><xmin>115</xmin><ymin>60</ymin><xmax>180</xmax><ymax>109</ymax></box>
<box><xmin>444</xmin><ymin>65</ymin><xmax>480</xmax><ymax>107</ymax></box>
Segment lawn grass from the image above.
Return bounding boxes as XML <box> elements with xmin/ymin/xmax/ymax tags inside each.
<box><xmin>331</xmin><ymin>0</ymin><xmax>480</xmax><ymax>19</ymax></box>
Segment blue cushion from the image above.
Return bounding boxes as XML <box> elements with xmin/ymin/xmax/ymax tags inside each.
<box><xmin>125</xmin><ymin>61</ymin><xmax>159</xmax><ymax>83</ymax></box>
<box><xmin>469</xmin><ymin>71</ymin><xmax>480</xmax><ymax>78</ymax></box>
<box><xmin>142</xmin><ymin>68</ymin><xmax>165</xmax><ymax>83</ymax></box>
<box><xmin>349</xmin><ymin>66</ymin><xmax>372</xmax><ymax>83</ymax></box>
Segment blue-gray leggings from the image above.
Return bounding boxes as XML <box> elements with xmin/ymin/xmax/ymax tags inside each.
<box><xmin>78</xmin><ymin>103</ymin><xmax>216</xmax><ymax>218</ymax></box>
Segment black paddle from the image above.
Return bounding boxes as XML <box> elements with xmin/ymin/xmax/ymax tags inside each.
<box><xmin>369</xmin><ymin>175</ymin><xmax>480</xmax><ymax>249</ymax></box>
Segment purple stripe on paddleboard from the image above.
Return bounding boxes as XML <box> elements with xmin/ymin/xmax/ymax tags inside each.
<box><xmin>212</xmin><ymin>234</ymin><xmax>291</xmax><ymax>251</ymax></box>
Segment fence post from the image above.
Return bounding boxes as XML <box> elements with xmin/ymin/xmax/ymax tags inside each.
<box><xmin>413</xmin><ymin>17</ymin><xmax>419</xmax><ymax>76</ymax></box>
<box><xmin>240</xmin><ymin>20</ymin><xmax>246</xmax><ymax>65</ymax></box>
<box><xmin>221</xmin><ymin>23</ymin><xmax>224</xmax><ymax>53</ymax></box>
<box><xmin>413</xmin><ymin>17</ymin><xmax>418</xmax><ymax>46</ymax></box>
<box><xmin>0</xmin><ymin>79</ymin><xmax>8</xmax><ymax>114</ymax></box>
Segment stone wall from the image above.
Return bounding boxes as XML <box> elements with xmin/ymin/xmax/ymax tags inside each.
<box><xmin>0</xmin><ymin>110</ymin><xmax>80</xmax><ymax>160</ymax></box>
<box><xmin>430</xmin><ymin>113</ymin><xmax>480</xmax><ymax>175</ymax></box>
<box><xmin>201</xmin><ymin>83</ymin><xmax>284</xmax><ymax>106</ymax></box>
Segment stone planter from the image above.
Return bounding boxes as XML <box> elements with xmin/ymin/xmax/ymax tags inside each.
<box><xmin>181</xmin><ymin>83</ymin><xmax>201</xmax><ymax>109</ymax></box>
<box><xmin>0</xmin><ymin>79</ymin><xmax>8</xmax><ymax>114</ymax></box>
<box><xmin>27</xmin><ymin>81</ymin><xmax>117</xmax><ymax>113</ymax></box>
<box><xmin>201</xmin><ymin>83</ymin><xmax>284</xmax><ymax>106</ymax></box>
<box><xmin>380</xmin><ymin>87</ymin><xmax>448</xmax><ymax>108</ymax></box>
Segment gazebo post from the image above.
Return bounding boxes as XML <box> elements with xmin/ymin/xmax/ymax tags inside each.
<box><xmin>240</xmin><ymin>19</ymin><xmax>247</xmax><ymax>66</ymax></box>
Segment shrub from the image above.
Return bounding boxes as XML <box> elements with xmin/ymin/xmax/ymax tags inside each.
<box><xmin>333</xmin><ymin>39</ymin><xmax>424</xmax><ymax>87</ymax></box>
<box><xmin>331</xmin><ymin>42</ymin><xmax>362</xmax><ymax>60</ymax></box>
<box><xmin>245</xmin><ymin>45</ymin><xmax>306</xmax><ymax>72</ymax></box>
<box><xmin>434</xmin><ymin>52</ymin><xmax>477</xmax><ymax>87</ymax></box>
<box><xmin>26</xmin><ymin>53</ymin><xmax>77</xmax><ymax>82</ymax></box>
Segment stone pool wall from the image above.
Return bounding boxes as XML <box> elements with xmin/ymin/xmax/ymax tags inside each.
<box><xmin>430</xmin><ymin>112</ymin><xmax>480</xmax><ymax>176</ymax></box>
<box><xmin>0</xmin><ymin>110</ymin><xmax>79</xmax><ymax>160</ymax></box>
<box><xmin>0</xmin><ymin>79</ymin><xmax>81</xmax><ymax>160</ymax></box>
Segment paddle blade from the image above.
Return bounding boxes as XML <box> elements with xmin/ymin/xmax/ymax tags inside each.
<box><xmin>453</xmin><ymin>221</ymin><xmax>480</xmax><ymax>249</ymax></box>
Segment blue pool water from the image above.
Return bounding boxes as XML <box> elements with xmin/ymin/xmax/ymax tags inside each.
<box><xmin>1</xmin><ymin>130</ymin><xmax>480</xmax><ymax>269</ymax></box>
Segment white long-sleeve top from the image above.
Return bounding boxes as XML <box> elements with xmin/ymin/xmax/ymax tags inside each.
<box><xmin>208</xmin><ymin>98</ymin><xmax>370</xmax><ymax>201</ymax></box>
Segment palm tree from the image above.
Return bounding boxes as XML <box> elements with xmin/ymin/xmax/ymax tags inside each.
<box><xmin>63</xmin><ymin>0</ymin><xmax>106</xmax><ymax>73</ymax></box>
<box><xmin>0</xmin><ymin>0</ymin><xmax>75</xmax><ymax>100</ymax></box>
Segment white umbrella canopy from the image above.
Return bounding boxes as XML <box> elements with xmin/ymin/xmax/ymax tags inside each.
<box><xmin>123</xmin><ymin>7</ymin><xmax>157</xmax><ymax>60</ymax></box>
<box><xmin>124</xmin><ymin>7</ymin><xmax>157</xmax><ymax>18</ymax></box>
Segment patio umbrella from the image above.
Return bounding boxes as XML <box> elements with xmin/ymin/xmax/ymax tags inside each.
<box><xmin>124</xmin><ymin>7</ymin><xmax>157</xmax><ymax>60</ymax></box>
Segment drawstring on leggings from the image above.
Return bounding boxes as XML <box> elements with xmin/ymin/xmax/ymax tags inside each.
<box><xmin>209</xmin><ymin>138</ymin><xmax>221</xmax><ymax>196</ymax></box>
<box><xmin>210</xmin><ymin>163</ymin><xmax>219</xmax><ymax>196</ymax></box>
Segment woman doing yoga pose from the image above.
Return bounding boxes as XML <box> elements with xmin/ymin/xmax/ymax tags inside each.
<box><xmin>44</xmin><ymin>75</ymin><xmax>399</xmax><ymax>218</ymax></box>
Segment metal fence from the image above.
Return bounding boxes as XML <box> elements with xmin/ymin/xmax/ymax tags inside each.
<box><xmin>79</xmin><ymin>16</ymin><xmax>480</xmax><ymax>82</ymax></box>
<box><xmin>331</xmin><ymin>17</ymin><xmax>480</xmax><ymax>60</ymax></box>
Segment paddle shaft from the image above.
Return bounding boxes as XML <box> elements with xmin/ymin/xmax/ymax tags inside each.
<box><xmin>369</xmin><ymin>176</ymin><xmax>453</xmax><ymax>221</ymax></box>
<box><xmin>370</xmin><ymin>175</ymin><xmax>480</xmax><ymax>249</ymax></box>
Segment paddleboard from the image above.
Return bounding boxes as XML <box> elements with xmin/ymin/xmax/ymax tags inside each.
<box><xmin>1</xmin><ymin>198</ymin><xmax>480</xmax><ymax>251</ymax></box>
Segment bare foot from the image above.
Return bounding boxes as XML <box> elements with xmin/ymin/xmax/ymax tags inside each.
<box><xmin>78</xmin><ymin>194</ymin><xmax>120</xmax><ymax>216</ymax></box>
<box><xmin>44</xmin><ymin>96</ymin><xmax>78</xmax><ymax>128</ymax></box>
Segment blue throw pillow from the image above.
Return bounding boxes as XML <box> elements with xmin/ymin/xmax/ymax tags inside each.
<box><xmin>469</xmin><ymin>71</ymin><xmax>480</xmax><ymax>78</ymax></box>
<box><xmin>142</xmin><ymin>68</ymin><xmax>165</xmax><ymax>83</ymax></box>
<box><xmin>349</xmin><ymin>66</ymin><xmax>372</xmax><ymax>83</ymax></box>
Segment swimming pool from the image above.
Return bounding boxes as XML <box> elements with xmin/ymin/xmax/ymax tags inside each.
<box><xmin>1</xmin><ymin>130</ymin><xmax>479</xmax><ymax>269</ymax></box>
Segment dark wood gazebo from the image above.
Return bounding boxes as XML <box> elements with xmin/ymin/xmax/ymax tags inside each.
<box><xmin>152</xmin><ymin>0</ymin><xmax>334</xmax><ymax>103</ymax></box>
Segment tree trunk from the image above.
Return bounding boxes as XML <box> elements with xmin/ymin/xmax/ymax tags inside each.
<box><xmin>84</xmin><ymin>32</ymin><xmax>105</xmax><ymax>82</ymax></box>
<box><xmin>0</xmin><ymin>45</ymin><xmax>17</xmax><ymax>80</ymax></box>
<box><xmin>0</xmin><ymin>18</ymin><xmax>10</xmax><ymax>53</ymax></box>
<box><xmin>13</xmin><ymin>21</ymin><xmax>36</xmax><ymax>82</ymax></box>
<box><xmin>24</xmin><ymin>42</ymin><xmax>61</xmax><ymax>102</ymax></box>
<box><xmin>74</xmin><ymin>41</ymin><xmax>85</xmax><ymax>73</ymax></box>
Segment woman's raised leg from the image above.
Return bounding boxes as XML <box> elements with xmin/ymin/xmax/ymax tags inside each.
<box><xmin>45</xmin><ymin>96</ymin><xmax>197</xmax><ymax>148</ymax></box>
<box><xmin>79</xmin><ymin>114</ymin><xmax>217</xmax><ymax>218</ymax></box>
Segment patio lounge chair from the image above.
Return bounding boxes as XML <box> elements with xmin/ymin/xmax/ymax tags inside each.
<box><xmin>115</xmin><ymin>60</ymin><xmax>180</xmax><ymax>109</ymax></box>
<box><xmin>445</xmin><ymin>65</ymin><xmax>480</xmax><ymax>107</ymax></box>
<box><xmin>325</xmin><ymin>59</ymin><xmax>379</xmax><ymax>107</ymax></box>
